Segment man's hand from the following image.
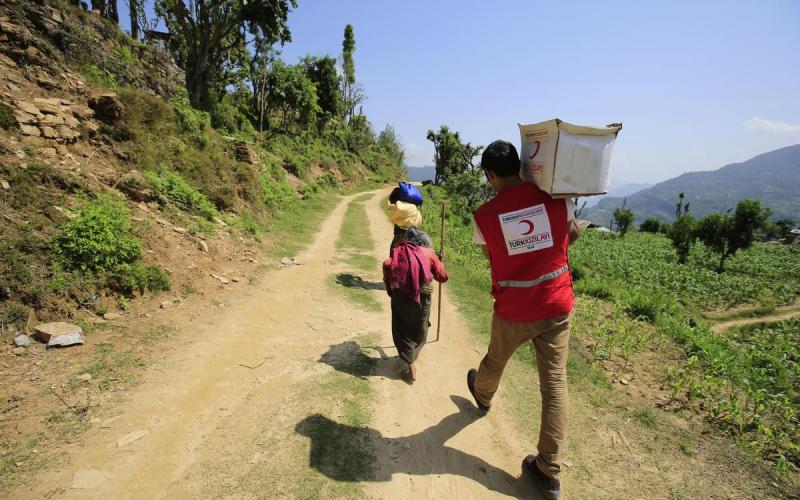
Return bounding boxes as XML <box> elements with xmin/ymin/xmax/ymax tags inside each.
<box><xmin>437</xmin><ymin>251</ymin><xmax>446</xmax><ymax>263</ymax></box>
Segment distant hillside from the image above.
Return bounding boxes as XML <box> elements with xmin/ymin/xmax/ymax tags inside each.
<box><xmin>583</xmin><ymin>182</ymin><xmax>652</xmax><ymax>208</ymax></box>
<box><xmin>406</xmin><ymin>166</ymin><xmax>435</xmax><ymax>182</ymax></box>
<box><xmin>584</xmin><ymin>144</ymin><xmax>800</xmax><ymax>225</ymax></box>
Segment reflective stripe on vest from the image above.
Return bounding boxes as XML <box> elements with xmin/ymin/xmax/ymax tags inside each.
<box><xmin>497</xmin><ymin>265</ymin><xmax>569</xmax><ymax>288</ymax></box>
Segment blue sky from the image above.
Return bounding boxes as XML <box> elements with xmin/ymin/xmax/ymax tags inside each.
<box><xmin>120</xmin><ymin>1</ymin><xmax>799</xmax><ymax>185</ymax></box>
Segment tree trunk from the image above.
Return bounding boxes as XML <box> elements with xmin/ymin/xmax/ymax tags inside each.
<box><xmin>129</xmin><ymin>0</ymin><xmax>139</xmax><ymax>39</ymax></box>
<box><xmin>92</xmin><ymin>0</ymin><xmax>106</xmax><ymax>15</ymax></box>
<box><xmin>185</xmin><ymin>52</ymin><xmax>214</xmax><ymax>112</ymax></box>
<box><xmin>107</xmin><ymin>0</ymin><xmax>119</xmax><ymax>23</ymax></box>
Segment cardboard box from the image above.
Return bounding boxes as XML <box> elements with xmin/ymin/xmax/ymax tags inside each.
<box><xmin>519</xmin><ymin>119</ymin><xmax>622</xmax><ymax>197</ymax></box>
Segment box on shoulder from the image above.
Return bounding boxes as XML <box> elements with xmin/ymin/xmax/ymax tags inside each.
<box><xmin>518</xmin><ymin>119</ymin><xmax>622</xmax><ymax>198</ymax></box>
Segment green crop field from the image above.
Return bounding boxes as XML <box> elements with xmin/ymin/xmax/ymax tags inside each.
<box><xmin>570</xmin><ymin>231</ymin><xmax>800</xmax><ymax>309</ymax></box>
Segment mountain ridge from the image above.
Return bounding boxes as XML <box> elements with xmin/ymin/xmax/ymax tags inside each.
<box><xmin>584</xmin><ymin>144</ymin><xmax>800</xmax><ymax>225</ymax></box>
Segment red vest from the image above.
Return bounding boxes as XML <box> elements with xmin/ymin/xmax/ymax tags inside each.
<box><xmin>474</xmin><ymin>183</ymin><xmax>573</xmax><ymax>322</ymax></box>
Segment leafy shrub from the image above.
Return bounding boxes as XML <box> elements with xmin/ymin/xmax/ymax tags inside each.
<box><xmin>613</xmin><ymin>207</ymin><xmax>635</xmax><ymax>236</ymax></box>
<box><xmin>264</xmin><ymin>60</ymin><xmax>320</xmax><ymax>133</ymax></box>
<box><xmin>299</xmin><ymin>182</ymin><xmax>320</xmax><ymax>200</ymax></box>
<box><xmin>639</xmin><ymin>217</ymin><xmax>661</xmax><ymax>233</ymax></box>
<box><xmin>260</xmin><ymin>174</ymin><xmax>295</xmax><ymax>210</ymax></box>
<box><xmin>0</xmin><ymin>103</ymin><xmax>15</xmax><ymax>129</ymax></box>
<box><xmin>170</xmin><ymin>87</ymin><xmax>211</xmax><ymax>145</ymax></box>
<box><xmin>114</xmin><ymin>44</ymin><xmax>135</xmax><ymax>66</ymax></box>
<box><xmin>56</xmin><ymin>196</ymin><xmax>141</xmax><ymax>272</ymax></box>
<box><xmin>211</xmin><ymin>95</ymin><xmax>255</xmax><ymax>135</ymax></box>
<box><xmin>574</xmin><ymin>276</ymin><xmax>614</xmax><ymax>299</ymax></box>
<box><xmin>108</xmin><ymin>263</ymin><xmax>170</xmax><ymax>295</ymax></box>
<box><xmin>146</xmin><ymin>169</ymin><xmax>219</xmax><ymax>220</ymax></box>
<box><xmin>119</xmin><ymin>88</ymin><xmax>174</xmax><ymax>128</ymax></box>
<box><xmin>0</xmin><ymin>302</ymin><xmax>28</xmax><ymax>326</ymax></box>
<box><xmin>77</xmin><ymin>64</ymin><xmax>119</xmax><ymax>90</ymax></box>
<box><xmin>669</xmin><ymin>215</ymin><xmax>697</xmax><ymax>264</ymax></box>
<box><xmin>619</xmin><ymin>290</ymin><xmax>677</xmax><ymax>322</ymax></box>
<box><xmin>569</xmin><ymin>263</ymin><xmax>586</xmax><ymax>281</ymax></box>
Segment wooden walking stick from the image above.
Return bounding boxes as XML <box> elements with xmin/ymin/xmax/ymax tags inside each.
<box><xmin>435</xmin><ymin>201</ymin><xmax>446</xmax><ymax>342</ymax></box>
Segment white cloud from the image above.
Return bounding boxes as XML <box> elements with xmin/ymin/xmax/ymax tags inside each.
<box><xmin>743</xmin><ymin>117</ymin><xmax>800</xmax><ymax>134</ymax></box>
<box><xmin>404</xmin><ymin>143</ymin><xmax>432</xmax><ymax>167</ymax></box>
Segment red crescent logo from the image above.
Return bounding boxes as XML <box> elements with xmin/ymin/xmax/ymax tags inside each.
<box><xmin>528</xmin><ymin>141</ymin><xmax>541</xmax><ymax>159</ymax></box>
<box><xmin>518</xmin><ymin>219</ymin><xmax>535</xmax><ymax>235</ymax></box>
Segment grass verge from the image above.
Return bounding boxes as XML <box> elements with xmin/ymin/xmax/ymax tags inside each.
<box><xmin>328</xmin><ymin>194</ymin><xmax>382</xmax><ymax>311</ymax></box>
<box><xmin>264</xmin><ymin>193</ymin><xmax>342</xmax><ymax>260</ymax></box>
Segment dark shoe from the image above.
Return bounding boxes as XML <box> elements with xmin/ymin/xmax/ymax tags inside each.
<box><xmin>467</xmin><ymin>369</ymin><xmax>490</xmax><ymax>412</ymax></box>
<box><xmin>522</xmin><ymin>455</ymin><xmax>560</xmax><ymax>499</ymax></box>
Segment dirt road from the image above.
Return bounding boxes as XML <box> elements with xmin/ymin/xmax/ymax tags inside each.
<box><xmin>11</xmin><ymin>189</ymin><xmax>527</xmax><ymax>499</ymax></box>
<box><xmin>10</xmin><ymin>189</ymin><xmax>782</xmax><ymax>499</ymax></box>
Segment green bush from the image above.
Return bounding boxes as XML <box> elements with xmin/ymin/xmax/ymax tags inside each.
<box><xmin>0</xmin><ymin>302</ymin><xmax>28</xmax><ymax>326</ymax></box>
<box><xmin>639</xmin><ymin>217</ymin><xmax>662</xmax><ymax>233</ymax></box>
<box><xmin>119</xmin><ymin>88</ymin><xmax>174</xmax><ymax>128</ymax></box>
<box><xmin>260</xmin><ymin>174</ymin><xmax>295</xmax><ymax>210</ymax></box>
<box><xmin>170</xmin><ymin>87</ymin><xmax>211</xmax><ymax>145</ymax></box>
<box><xmin>114</xmin><ymin>45</ymin><xmax>135</xmax><ymax>66</ymax></box>
<box><xmin>211</xmin><ymin>95</ymin><xmax>255</xmax><ymax>135</ymax></box>
<box><xmin>569</xmin><ymin>263</ymin><xmax>586</xmax><ymax>281</ymax></box>
<box><xmin>146</xmin><ymin>169</ymin><xmax>219</xmax><ymax>220</ymax></box>
<box><xmin>56</xmin><ymin>196</ymin><xmax>141</xmax><ymax>272</ymax></box>
<box><xmin>620</xmin><ymin>290</ymin><xmax>677</xmax><ymax>323</ymax></box>
<box><xmin>108</xmin><ymin>263</ymin><xmax>170</xmax><ymax>295</ymax></box>
<box><xmin>77</xmin><ymin>63</ymin><xmax>119</xmax><ymax>90</ymax></box>
<box><xmin>0</xmin><ymin>103</ymin><xmax>15</xmax><ymax>129</ymax></box>
<box><xmin>574</xmin><ymin>276</ymin><xmax>615</xmax><ymax>299</ymax></box>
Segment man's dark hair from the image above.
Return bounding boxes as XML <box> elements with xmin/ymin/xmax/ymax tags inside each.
<box><xmin>481</xmin><ymin>140</ymin><xmax>520</xmax><ymax>178</ymax></box>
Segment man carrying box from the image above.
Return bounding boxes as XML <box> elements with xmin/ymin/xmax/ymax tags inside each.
<box><xmin>467</xmin><ymin>140</ymin><xmax>579</xmax><ymax>499</ymax></box>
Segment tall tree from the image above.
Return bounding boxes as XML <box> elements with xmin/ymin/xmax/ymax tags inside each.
<box><xmin>301</xmin><ymin>55</ymin><xmax>342</xmax><ymax>129</ymax></box>
<box><xmin>426</xmin><ymin>125</ymin><xmax>481</xmax><ymax>185</ymax></box>
<box><xmin>127</xmin><ymin>0</ymin><xmax>142</xmax><ymax>39</ymax></box>
<box><xmin>249</xmin><ymin>40</ymin><xmax>278</xmax><ymax>133</ymax></box>
<box><xmin>341</xmin><ymin>24</ymin><xmax>356</xmax><ymax>121</ymax></box>
<box><xmin>263</xmin><ymin>60</ymin><xmax>319</xmax><ymax>133</ymax></box>
<box><xmin>107</xmin><ymin>0</ymin><xmax>119</xmax><ymax>23</ymax></box>
<box><xmin>377</xmin><ymin>125</ymin><xmax>404</xmax><ymax>165</ymax></box>
<box><xmin>613</xmin><ymin>199</ymin><xmax>634</xmax><ymax>236</ymax></box>
<box><xmin>426</xmin><ymin>125</ymin><xmax>486</xmax><ymax>213</ymax></box>
<box><xmin>669</xmin><ymin>192</ymin><xmax>696</xmax><ymax>263</ymax></box>
<box><xmin>696</xmin><ymin>199</ymin><xmax>772</xmax><ymax>272</ymax></box>
<box><xmin>156</xmin><ymin>0</ymin><xmax>295</xmax><ymax>111</ymax></box>
<box><xmin>346</xmin><ymin>114</ymin><xmax>375</xmax><ymax>154</ymax></box>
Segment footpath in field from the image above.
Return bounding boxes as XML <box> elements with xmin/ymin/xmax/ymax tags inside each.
<box><xmin>709</xmin><ymin>302</ymin><xmax>800</xmax><ymax>333</ymax></box>
<box><xmin>9</xmin><ymin>188</ymin><xmax>784</xmax><ymax>499</ymax></box>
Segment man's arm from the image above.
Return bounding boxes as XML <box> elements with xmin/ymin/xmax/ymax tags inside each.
<box><xmin>473</xmin><ymin>223</ymin><xmax>491</xmax><ymax>260</ymax></box>
<box><xmin>427</xmin><ymin>249</ymin><xmax>449</xmax><ymax>283</ymax></box>
<box><xmin>568</xmin><ymin>219</ymin><xmax>580</xmax><ymax>245</ymax></box>
<box><xmin>382</xmin><ymin>258</ymin><xmax>393</xmax><ymax>296</ymax></box>
<box><xmin>565</xmin><ymin>198</ymin><xmax>580</xmax><ymax>245</ymax></box>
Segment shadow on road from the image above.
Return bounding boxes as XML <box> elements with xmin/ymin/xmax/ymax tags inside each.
<box><xmin>318</xmin><ymin>341</ymin><xmax>402</xmax><ymax>381</ymax></box>
<box><xmin>335</xmin><ymin>272</ymin><xmax>385</xmax><ymax>291</ymax></box>
<box><xmin>295</xmin><ymin>395</ymin><xmax>538</xmax><ymax>498</ymax></box>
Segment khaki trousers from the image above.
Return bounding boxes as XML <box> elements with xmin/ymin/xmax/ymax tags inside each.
<box><xmin>474</xmin><ymin>311</ymin><xmax>572</xmax><ymax>479</ymax></box>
